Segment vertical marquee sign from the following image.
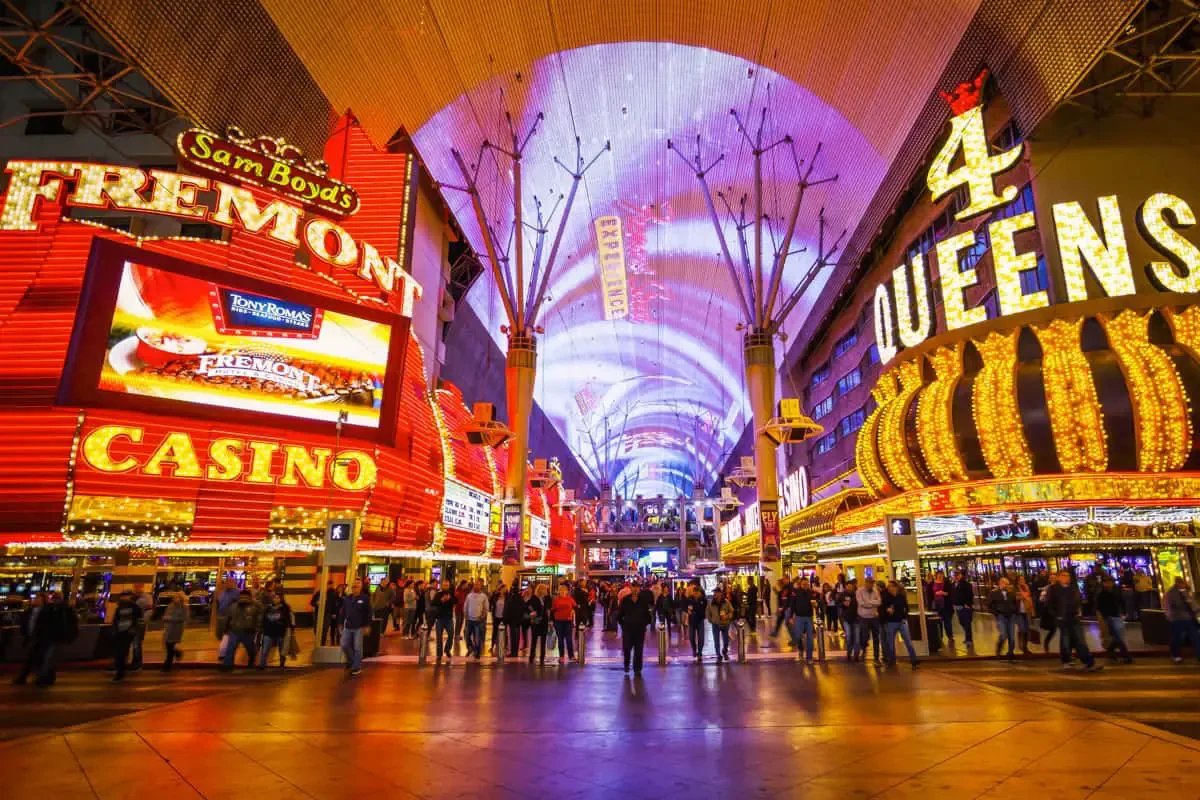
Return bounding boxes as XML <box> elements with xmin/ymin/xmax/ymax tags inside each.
<box><xmin>759</xmin><ymin>499</ymin><xmax>781</xmax><ymax>562</ymax></box>
<box><xmin>502</xmin><ymin>502</ymin><xmax>523</xmax><ymax>566</ymax></box>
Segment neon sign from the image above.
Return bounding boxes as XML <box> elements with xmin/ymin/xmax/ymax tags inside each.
<box><xmin>0</xmin><ymin>160</ymin><xmax>422</xmax><ymax>315</ymax></box>
<box><xmin>80</xmin><ymin>424</ymin><xmax>377</xmax><ymax>490</ymax></box>
<box><xmin>872</xmin><ymin>70</ymin><xmax>1200</xmax><ymax>365</ymax></box>
<box><xmin>779</xmin><ymin>466</ymin><xmax>810</xmax><ymax>518</ymax></box>
<box><xmin>594</xmin><ymin>215</ymin><xmax>629</xmax><ymax>320</ymax></box>
<box><xmin>177</xmin><ymin>128</ymin><xmax>360</xmax><ymax>216</ymax></box>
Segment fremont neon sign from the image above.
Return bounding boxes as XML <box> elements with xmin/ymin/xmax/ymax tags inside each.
<box><xmin>872</xmin><ymin>79</ymin><xmax>1200</xmax><ymax>365</ymax></box>
<box><xmin>0</xmin><ymin>160</ymin><xmax>422</xmax><ymax>316</ymax></box>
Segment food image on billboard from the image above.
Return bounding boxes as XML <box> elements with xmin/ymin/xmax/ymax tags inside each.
<box><xmin>98</xmin><ymin>261</ymin><xmax>391</xmax><ymax>427</ymax></box>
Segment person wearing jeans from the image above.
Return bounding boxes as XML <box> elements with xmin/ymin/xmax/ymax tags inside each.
<box><xmin>706</xmin><ymin>589</ymin><xmax>734</xmax><ymax>661</ymax></box>
<box><xmin>881</xmin><ymin>580</ymin><xmax>919</xmax><ymax>667</ymax></box>
<box><xmin>340</xmin><ymin>580</ymin><xmax>371</xmax><ymax>675</ymax></box>
<box><xmin>431</xmin><ymin>580</ymin><xmax>456</xmax><ymax>664</ymax></box>
<box><xmin>464</xmin><ymin>581</ymin><xmax>489</xmax><ymax>660</ymax></box>
<box><xmin>1165</xmin><ymin>577</ymin><xmax>1200</xmax><ymax>663</ymax></box>
<box><xmin>550</xmin><ymin>583</ymin><xmax>576</xmax><ymax>664</ymax></box>
<box><xmin>1045</xmin><ymin>569</ymin><xmax>1100</xmax><ymax>671</ymax></box>
<box><xmin>687</xmin><ymin>585</ymin><xmax>708</xmax><ymax>660</ymax></box>
<box><xmin>988</xmin><ymin>577</ymin><xmax>1017</xmax><ymax>660</ymax></box>
<box><xmin>789</xmin><ymin>577</ymin><xmax>819</xmax><ymax>664</ymax></box>
<box><xmin>840</xmin><ymin>580</ymin><xmax>860</xmax><ymax>661</ymax></box>
<box><xmin>855</xmin><ymin>577</ymin><xmax>883</xmax><ymax>663</ymax></box>
<box><xmin>1096</xmin><ymin>576</ymin><xmax>1132</xmax><ymax>663</ymax></box>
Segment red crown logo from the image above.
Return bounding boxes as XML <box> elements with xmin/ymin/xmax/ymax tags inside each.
<box><xmin>939</xmin><ymin>68</ymin><xmax>989</xmax><ymax>116</ymax></box>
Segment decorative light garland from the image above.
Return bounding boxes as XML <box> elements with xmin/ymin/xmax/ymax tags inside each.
<box><xmin>1101</xmin><ymin>310</ymin><xmax>1191</xmax><ymax>472</ymax></box>
<box><xmin>1033</xmin><ymin>318</ymin><xmax>1107</xmax><ymax>472</ymax></box>
<box><xmin>972</xmin><ymin>329</ymin><xmax>1033</xmax><ymax>478</ymax></box>
<box><xmin>855</xmin><ymin>374</ymin><xmax>896</xmax><ymax>497</ymax></box>
<box><xmin>916</xmin><ymin>343</ymin><xmax>967</xmax><ymax>483</ymax></box>
<box><xmin>877</xmin><ymin>359</ymin><xmax>926</xmax><ymax>491</ymax></box>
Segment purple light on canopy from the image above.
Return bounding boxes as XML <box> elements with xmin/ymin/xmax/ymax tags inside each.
<box><xmin>414</xmin><ymin>42</ymin><xmax>885</xmax><ymax>497</ymax></box>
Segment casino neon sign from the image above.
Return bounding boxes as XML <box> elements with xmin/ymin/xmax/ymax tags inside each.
<box><xmin>872</xmin><ymin>69</ymin><xmax>1200</xmax><ymax>365</ymax></box>
<box><xmin>0</xmin><ymin>160</ymin><xmax>423</xmax><ymax>316</ymax></box>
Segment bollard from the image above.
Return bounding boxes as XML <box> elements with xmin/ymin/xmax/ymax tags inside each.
<box><xmin>736</xmin><ymin>619</ymin><xmax>747</xmax><ymax>663</ymax></box>
<box><xmin>657</xmin><ymin>622</ymin><xmax>668</xmax><ymax>666</ymax></box>
<box><xmin>815</xmin><ymin>615</ymin><xmax>827</xmax><ymax>662</ymax></box>
<box><xmin>497</xmin><ymin>623</ymin><xmax>506</xmax><ymax>663</ymax></box>
<box><xmin>577</xmin><ymin>622</ymin><xmax>587</xmax><ymax>665</ymax></box>
<box><xmin>417</xmin><ymin>623</ymin><xmax>430</xmax><ymax>666</ymax></box>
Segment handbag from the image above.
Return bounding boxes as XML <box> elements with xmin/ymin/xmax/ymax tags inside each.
<box><xmin>287</xmin><ymin>633</ymin><xmax>301</xmax><ymax>658</ymax></box>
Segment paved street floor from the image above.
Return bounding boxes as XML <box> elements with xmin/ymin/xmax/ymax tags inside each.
<box><xmin>2</xmin><ymin>657</ymin><xmax>1197</xmax><ymax>798</ymax></box>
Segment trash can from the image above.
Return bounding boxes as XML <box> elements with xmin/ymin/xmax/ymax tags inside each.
<box><xmin>924</xmin><ymin>613</ymin><xmax>943</xmax><ymax>654</ymax></box>
<box><xmin>363</xmin><ymin>619</ymin><xmax>383</xmax><ymax>658</ymax></box>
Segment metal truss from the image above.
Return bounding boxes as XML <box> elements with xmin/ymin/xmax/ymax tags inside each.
<box><xmin>1066</xmin><ymin>0</ymin><xmax>1200</xmax><ymax>115</ymax></box>
<box><xmin>0</xmin><ymin>0</ymin><xmax>180</xmax><ymax>134</ymax></box>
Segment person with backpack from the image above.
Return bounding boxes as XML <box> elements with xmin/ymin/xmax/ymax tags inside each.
<box><xmin>221</xmin><ymin>590</ymin><xmax>262</xmax><ymax>670</ymax></box>
<box><xmin>13</xmin><ymin>591</ymin><xmax>72</xmax><ymax>686</ymax></box>
<box><xmin>160</xmin><ymin>592</ymin><xmax>187</xmax><ymax>672</ymax></box>
<box><xmin>110</xmin><ymin>589</ymin><xmax>143</xmax><ymax>682</ymax></box>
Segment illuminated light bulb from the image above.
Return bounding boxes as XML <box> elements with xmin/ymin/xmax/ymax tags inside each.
<box><xmin>972</xmin><ymin>330</ymin><xmax>1033</xmax><ymax>478</ymax></box>
<box><xmin>916</xmin><ymin>343</ymin><xmax>968</xmax><ymax>483</ymax></box>
<box><xmin>1052</xmin><ymin>196</ymin><xmax>1136</xmax><ymax>303</ymax></box>
<box><xmin>1100</xmin><ymin>310</ymin><xmax>1191</xmax><ymax>472</ymax></box>
<box><xmin>1032</xmin><ymin>318</ymin><xmax>1107</xmax><ymax>472</ymax></box>
<box><xmin>877</xmin><ymin>359</ymin><xmax>927</xmax><ymax>491</ymax></box>
<box><xmin>855</xmin><ymin>372</ymin><xmax>897</xmax><ymax>498</ymax></box>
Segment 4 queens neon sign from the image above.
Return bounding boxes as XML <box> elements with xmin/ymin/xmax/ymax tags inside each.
<box><xmin>873</xmin><ymin>69</ymin><xmax>1200</xmax><ymax>365</ymax></box>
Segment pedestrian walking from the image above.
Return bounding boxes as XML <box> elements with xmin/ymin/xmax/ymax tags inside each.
<box><xmin>855</xmin><ymin>576</ymin><xmax>883</xmax><ymax>663</ymax></box>
<box><xmin>686</xmin><ymin>583</ymin><xmax>708</xmax><ymax>661</ymax></box>
<box><xmin>1045</xmin><ymin>569</ymin><xmax>1101</xmax><ymax>671</ymax></box>
<box><xmin>881</xmin><ymin>580</ymin><xmax>919</xmax><ymax>668</ymax></box>
<box><xmin>258</xmin><ymin>591</ymin><xmax>295</xmax><ymax>669</ymax></box>
<box><xmin>789</xmin><ymin>577</ymin><xmax>819</xmax><ymax>664</ymax></box>
<box><xmin>527</xmin><ymin>583</ymin><xmax>550</xmax><ymax>666</ymax></box>
<box><xmin>1015</xmin><ymin>575</ymin><xmax>1034</xmax><ymax>654</ymax></box>
<box><xmin>431</xmin><ymin>579</ymin><xmax>456</xmax><ymax>664</ymax></box>
<box><xmin>110</xmin><ymin>589</ymin><xmax>143</xmax><ymax>682</ymax></box>
<box><xmin>403</xmin><ymin>581</ymin><xmax>419</xmax><ymax>637</ymax></box>
<box><xmin>453</xmin><ymin>580</ymin><xmax>469</xmax><ymax>642</ymax></box>
<box><xmin>706</xmin><ymin>588</ymin><xmax>734</xmax><ymax>661</ymax></box>
<box><xmin>490</xmin><ymin>582</ymin><xmax>507</xmax><ymax>654</ymax></box>
<box><xmin>840</xmin><ymin>579</ymin><xmax>861</xmax><ymax>660</ymax></box>
<box><xmin>503</xmin><ymin>583</ymin><xmax>526</xmax><ymax>657</ymax></box>
<box><xmin>951</xmin><ymin>570</ymin><xmax>975</xmax><ymax>646</ymax></box>
<box><xmin>13</xmin><ymin>591</ymin><xmax>72</xmax><ymax>686</ymax></box>
<box><xmin>464</xmin><ymin>580</ymin><xmax>489</xmax><ymax>660</ymax></box>
<box><xmin>160</xmin><ymin>592</ymin><xmax>187</xmax><ymax>671</ymax></box>
<box><xmin>221</xmin><ymin>590</ymin><xmax>261</xmax><ymax>670</ymax></box>
<box><xmin>339</xmin><ymin>580</ymin><xmax>371</xmax><ymax>676</ymax></box>
<box><xmin>550</xmin><ymin>583</ymin><xmax>577</xmax><ymax>664</ymax></box>
<box><xmin>1096</xmin><ymin>575</ymin><xmax>1132</xmax><ymax>664</ymax></box>
<box><xmin>988</xmin><ymin>577</ymin><xmax>1018</xmax><ymax>661</ymax></box>
<box><xmin>617</xmin><ymin>582</ymin><xmax>652</xmax><ymax>674</ymax></box>
<box><xmin>1164</xmin><ymin>577</ymin><xmax>1200</xmax><ymax>664</ymax></box>
<box><xmin>746</xmin><ymin>581</ymin><xmax>759</xmax><ymax>634</ymax></box>
<box><xmin>928</xmin><ymin>571</ymin><xmax>954</xmax><ymax>643</ymax></box>
<box><xmin>371</xmin><ymin>577</ymin><xmax>395</xmax><ymax>633</ymax></box>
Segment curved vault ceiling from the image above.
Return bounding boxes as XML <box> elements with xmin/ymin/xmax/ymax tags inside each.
<box><xmin>258</xmin><ymin>0</ymin><xmax>983</xmax><ymax>497</ymax></box>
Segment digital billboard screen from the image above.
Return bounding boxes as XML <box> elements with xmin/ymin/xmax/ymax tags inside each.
<box><xmin>80</xmin><ymin>251</ymin><xmax>395</xmax><ymax>430</ymax></box>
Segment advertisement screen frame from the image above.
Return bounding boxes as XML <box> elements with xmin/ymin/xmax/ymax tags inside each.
<box><xmin>60</xmin><ymin>238</ymin><xmax>408</xmax><ymax>445</ymax></box>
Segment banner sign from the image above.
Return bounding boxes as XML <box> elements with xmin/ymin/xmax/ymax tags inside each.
<box><xmin>981</xmin><ymin>519</ymin><xmax>1039</xmax><ymax>544</ymax></box>
<box><xmin>528</xmin><ymin>515</ymin><xmax>550</xmax><ymax>550</ymax></box>
<box><xmin>760</xmin><ymin>499</ymin><xmax>781</xmax><ymax>562</ymax></box>
<box><xmin>502</xmin><ymin>502</ymin><xmax>522</xmax><ymax>566</ymax></box>
<box><xmin>442</xmin><ymin>479</ymin><xmax>493</xmax><ymax>536</ymax></box>
<box><xmin>178</xmin><ymin>128</ymin><xmax>360</xmax><ymax>217</ymax></box>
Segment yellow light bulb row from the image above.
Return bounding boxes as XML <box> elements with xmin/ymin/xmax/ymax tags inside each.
<box><xmin>855</xmin><ymin>379</ymin><xmax>895</xmax><ymax>497</ymax></box>
<box><xmin>877</xmin><ymin>360</ymin><xmax>927</xmax><ymax>492</ymax></box>
<box><xmin>1101</xmin><ymin>310</ymin><xmax>1192</xmax><ymax>472</ymax></box>
<box><xmin>1033</xmin><ymin>318</ymin><xmax>1108</xmax><ymax>472</ymax></box>
<box><xmin>971</xmin><ymin>330</ymin><xmax>1034</xmax><ymax>478</ymax></box>
<box><xmin>916</xmin><ymin>343</ymin><xmax>968</xmax><ymax>483</ymax></box>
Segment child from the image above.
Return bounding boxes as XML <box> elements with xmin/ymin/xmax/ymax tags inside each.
<box><xmin>161</xmin><ymin>592</ymin><xmax>186</xmax><ymax>671</ymax></box>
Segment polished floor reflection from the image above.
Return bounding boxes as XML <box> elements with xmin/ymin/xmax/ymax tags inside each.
<box><xmin>2</xmin><ymin>659</ymin><xmax>1198</xmax><ymax>799</ymax></box>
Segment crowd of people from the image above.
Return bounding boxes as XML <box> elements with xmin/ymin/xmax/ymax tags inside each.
<box><xmin>8</xmin><ymin>566</ymin><xmax>1200</xmax><ymax>685</ymax></box>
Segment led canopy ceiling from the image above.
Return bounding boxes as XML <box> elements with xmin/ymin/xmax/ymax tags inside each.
<box><xmin>259</xmin><ymin>0</ymin><xmax>983</xmax><ymax>497</ymax></box>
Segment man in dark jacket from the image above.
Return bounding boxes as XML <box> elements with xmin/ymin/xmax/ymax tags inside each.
<box><xmin>988</xmin><ymin>577</ymin><xmax>1018</xmax><ymax>660</ymax></box>
<box><xmin>1096</xmin><ymin>575</ymin><xmax>1132</xmax><ymax>663</ymax></box>
<box><xmin>502</xmin><ymin>584</ymin><xmax>527</xmax><ymax>657</ymax></box>
<box><xmin>746</xmin><ymin>583</ymin><xmax>759</xmax><ymax>633</ymax></box>
<box><xmin>617</xmin><ymin>583</ymin><xmax>653</xmax><ymax>674</ymax></box>
<box><xmin>1045</xmin><ymin>569</ymin><xmax>1100</xmax><ymax>671</ymax></box>
<box><xmin>258</xmin><ymin>592</ymin><xmax>295</xmax><ymax>669</ymax></box>
<box><xmin>221</xmin><ymin>590</ymin><xmax>261</xmax><ymax>670</ymax></box>
<box><xmin>952</xmin><ymin>571</ymin><xmax>975</xmax><ymax>646</ymax></box>
<box><xmin>686</xmin><ymin>584</ymin><xmax>708</xmax><ymax>661</ymax></box>
<box><xmin>110</xmin><ymin>589</ymin><xmax>143</xmax><ymax>681</ymax></box>
<box><xmin>788</xmin><ymin>578</ymin><xmax>819</xmax><ymax>664</ymax></box>
<box><xmin>14</xmin><ymin>592</ymin><xmax>71</xmax><ymax>686</ymax></box>
<box><xmin>431</xmin><ymin>579</ymin><xmax>457</xmax><ymax>663</ymax></box>
<box><xmin>654</xmin><ymin>585</ymin><xmax>674</xmax><ymax>636</ymax></box>
<box><xmin>572</xmin><ymin>581</ymin><xmax>592</xmax><ymax>629</ymax></box>
<box><xmin>340</xmin><ymin>580</ymin><xmax>372</xmax><ymax>675</ymax></box>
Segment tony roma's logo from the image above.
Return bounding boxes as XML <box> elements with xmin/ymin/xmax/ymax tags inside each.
<box><xmin>178</xmin><ymin>127</ymin><xmax>360</xmax><ymax>217</ymax></box>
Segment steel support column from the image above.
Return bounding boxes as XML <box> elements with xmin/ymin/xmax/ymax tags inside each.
<box><xmin>501</xmin><ymin>333</ymin><xmax>537</xmax><ymax>584</ymax></box>
<box><xmin>744</xmin><ymin>330</ymin><xmax>780</xmax><ymax>578</ymax></box>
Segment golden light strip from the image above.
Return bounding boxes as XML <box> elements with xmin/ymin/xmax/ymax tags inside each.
<box><xmin>855</xmin><ymin>372</ymin><xmax>896</xmax><ymax>497</ymax></box>
<box><xmin>1033</xmin><ymin>318</ymin><xmax>1108</xmax><ymax>472</ymax></box>
<box><xmin>1101</xmin><ymin>310</ymin><xmax>1192</xmax><ymax>472</ymax></box>
<box><xmin>916</xmin><ymin>342</ymin><xmax>967</xmax><ymax>483</ymax></box>
<box><xmin>972</xmin><ymin>329</ymin><xmax>1033</xmax><ymax>478</ymax></box>
<box><xmin>877</xmin><ymin>359</ymin><xmax>926</xmax><ymax>491</ymax></box>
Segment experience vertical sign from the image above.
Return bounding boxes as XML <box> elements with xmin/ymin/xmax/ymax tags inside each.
<box><xmin>502</xmin><ymin>502</ymin><xmax>523</xmax><ymax>566</ymax></box>
<box><xmin>760</xmin><ymin>499</ymin><xmax>781</xmax><ymax>562</ymax></box>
